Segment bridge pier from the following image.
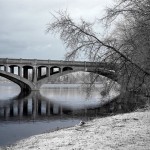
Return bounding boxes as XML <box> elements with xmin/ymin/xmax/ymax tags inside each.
<box><xmin>37</xmin><ymin>67</ymin><xmax>42</xmax><ymax>79</ymax></box>
<box><xmin>47</xmin><ymin>67</ymin><xmax>50</xmax><ymax>77</ymax></box>
<box><xmin>37</xmin><ymin>66</ymin><xmax>49</xmax><ymax>80</ymax></box>
<box><xmin>4</xmin><ymin>65</ymin><xmax>8</xmax><ymax>72</ymax></box>
<box><xmin>18</xmin><ymin>66</ymin><xmax>22</xmax><ymax>77</ymax></box>
<box><xmin>33</xmin><ymin>66</ymin><xmax>37</xmax><ymax>83</ymax></box>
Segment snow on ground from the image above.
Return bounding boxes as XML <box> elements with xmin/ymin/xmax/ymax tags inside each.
<box><xmin>1</xmin><ymin>110</ymin><xmax>150</xmax><ymax>150</ymax></box>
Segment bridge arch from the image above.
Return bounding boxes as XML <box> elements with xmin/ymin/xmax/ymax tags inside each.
<box><xmin>8</xmin><ymin>65</ymin><xmax>20</xmax><ymax>75</ymax></box>
<box><xmin>22</xmin><ymin>65</ymin><xmax>34</xmax><ymax>81</ymax></box>
<box><xmin>0</xmin><ymin>70</ymin><xmax>35</xmax><ymax>92</ymax></box>
<box><xmin>37</xmin><ymin>65</ymin><xmax>49</xmax><ymax>80</ymax></box>
<box><xmin>62</xmin><ymin>67</ymin><xmax>73</xmax><ymax>72</ymax></box>
<box><xmin>0</xmin><ymin>65</ymin><xmax>6</xmax><ymax>71</ymax></box>
<box><xmin>37</xmin><ymin>68</ymin><xmax>117</xmax><ymax>89</ymax></box>
<box><xmin>50</xmin><ymin>66</ymin><xmax>61</xmax><ymax>75</ymax></box>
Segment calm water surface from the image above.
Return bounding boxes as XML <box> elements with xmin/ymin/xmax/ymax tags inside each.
<box><xmin>0</xmin><ymin>82</ymin><xmax>116</xmax><ymax>146</ymax></box>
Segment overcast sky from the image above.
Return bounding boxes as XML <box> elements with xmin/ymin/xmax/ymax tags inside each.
<box><xmin>0</xmin><ymin>0</ymin><xmax>113</xmax><ymax>60</ymax></box>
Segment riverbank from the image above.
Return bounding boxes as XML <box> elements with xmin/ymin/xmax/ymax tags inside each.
<box><xmin>1</xmin><ymin>109</ymin><xmax>150</xmax><ymax>150</ymax></box>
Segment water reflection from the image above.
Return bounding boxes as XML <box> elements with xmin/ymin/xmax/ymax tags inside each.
<box><xmin>0</xmin><ymin>89</ymin><xmax>111</xmax><ymax>121</ymax></box>
<box><xmin>1</xmin><ymin>92</ymin><xmax>61</xmax><ymax>120</ymax></box>
<box><xmin>1</xmin><ymin>83</ymin><xmax>116</xmax><ymax>146</ymax></box>
<box><xmin>0</xmin><ymin>82</ymin><xmax>21</xmax><ymax>101</ymax></box>
<box><xmin>0</xmin><ymin>83</ymin><xmax>149</xmax><ymax>146</ymax></box>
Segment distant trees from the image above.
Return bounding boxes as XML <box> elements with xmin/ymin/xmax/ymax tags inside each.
<box><xmin>55</xmin><ymin>73</ymin><xmax>77</xmax><ymax>84</ymax></box>
<box><xmin>47</xmin><ymin>0</ymin><xmax>150</xmax><ymax>95</ymax></box>
<box><xmin>52</xmin><ymin>72</ymin><xmax>105</xmax><ymax>84</ymax></box>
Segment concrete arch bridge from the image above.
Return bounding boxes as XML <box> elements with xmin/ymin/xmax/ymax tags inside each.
<box><xmin>0</xmin><ymin>58</ymin><xmax>117</xmax><ymax>92</ymax></box>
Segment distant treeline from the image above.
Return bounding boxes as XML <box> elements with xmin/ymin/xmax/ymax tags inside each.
<box><xmin>51</xmin><ymin>72</ymin><xmax>107</xmax><ymax>84</ymax></box>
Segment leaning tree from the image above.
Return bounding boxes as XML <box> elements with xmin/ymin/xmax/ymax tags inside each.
<box><xmin>47</xmin><ymin>0</ymin><xmax>150</xmax><ymax>96</ymax></box>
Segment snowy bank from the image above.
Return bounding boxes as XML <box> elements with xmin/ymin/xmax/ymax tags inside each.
<box><xmin>1</xmin><ymin>110</ymin><xmax>150</xmax><ymax>150</ymax></box>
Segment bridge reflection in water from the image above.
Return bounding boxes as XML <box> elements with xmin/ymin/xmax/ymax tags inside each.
<box><xmin>0</xmin><ymin>91</ymin><xmax>98</xmax><ymax>121</ymax></box>
<box><xmin>1</xmin><ymin>87</ymin><xmax>150</xmax><ymax>147</ymax></box>
<box><xmin>1</xmin><ymin>88</ymin><xmax>149</xmax><ymax>122</ymax></box>
<box><xmin>1</xmin><ymin>88</ymin><xmax>101</xmax><ymax>146</ymax></box>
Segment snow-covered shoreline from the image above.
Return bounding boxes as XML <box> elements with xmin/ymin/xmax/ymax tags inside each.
<box><xmin>1</xmin><ymin>110</ymin><xmax>150</xmax><ymax>150</ymax></box>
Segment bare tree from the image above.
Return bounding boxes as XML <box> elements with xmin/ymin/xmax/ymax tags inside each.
<box><xmin>47</xmin><ymin>0</ymin><xmax>150</xmax><ymax>96</ymax></box>
<box><xmin>103</xmin><ymin>0</ymin><xmax>150</xmax><ymax>93</ymax></box>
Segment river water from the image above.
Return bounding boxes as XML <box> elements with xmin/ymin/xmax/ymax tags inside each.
<box><xmin>0</xmin><ymin>82</ymin><xmax>117</xmax><ymax>146</ymax></box>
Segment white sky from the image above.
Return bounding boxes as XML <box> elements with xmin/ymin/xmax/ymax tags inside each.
<box><xmin>0</xmin><ymin>0</ymin><xmax>113</xmax><ymax>60</ymax></box>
